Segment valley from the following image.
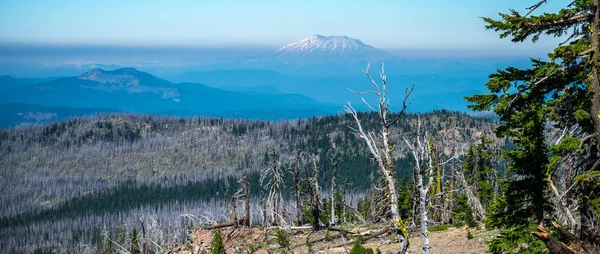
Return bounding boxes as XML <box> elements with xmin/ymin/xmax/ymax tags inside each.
<box><xmin>0</xmin><ymin>111</ymin><xmax>500</xmax><ymax>252</ymax></box>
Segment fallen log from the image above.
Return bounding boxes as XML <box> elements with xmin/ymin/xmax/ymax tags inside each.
<box><xmin>532</xmin><ymin>225</ymin><xmax>575</xmax><ymax>254</ymax></box>
<box><xmin>203</xmin><ymin>218</ymin><xmax>246</xmax><ymax>230</ymax></box>
<box><xmin>327</xmin><ymin>227</ymin><xmax>358</xmax><ymax>235</ymax></box>
<box><xmin>330</xmin><ymin>228</ymin><xmax>389</xmax><ymax>249</ymax></box>
<box><xmin>292</xmin><ymin>232</ymin><xmax>343</xmax><ymax>248</ymax></box>
<box><xmin>290</xmin><ymin>226</ymin><xmax>364</xmax><ymax>248</ymax></box>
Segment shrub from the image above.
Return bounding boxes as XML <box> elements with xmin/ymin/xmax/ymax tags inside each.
<box><xmin>429</xmin><ymin>225</ymin><xmax>450</xmax><ymax>232</ymax></box>
<box><xmin>467</xmin><ymin>231</ymin><xmax>474</xmax><ymax>240</ymax></box>
<box><xmin>325</xmin><ymin>230</ymin><xmax>333</xmax><ymax>242</ymax></box>
<box><xmin>349</xmin><ymin>240</ymin><xmax>375</xmax><ymax>254</ymax></box>
<box><xmin>306</xmin><ymin>236</ymin><xmax>313</xmax><ymax>253</ymax></box>
<box><xmin>275</xmin><ymin>228</ymin><xmax>291</xmax><ymax>248</ymax></box>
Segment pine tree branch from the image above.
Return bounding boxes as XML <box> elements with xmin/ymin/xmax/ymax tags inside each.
<box><xmin>523</xmin><ymin>12</ymin><xmax>588</xmax><ymax>28</ymax></box>
<box><xmin>525</xmin><ymin>0</ymin><xmax>547</xmax><ymax>17</ymax></box>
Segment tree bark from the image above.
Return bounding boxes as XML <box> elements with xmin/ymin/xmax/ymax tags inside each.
<box><xmin>592</xmin><ymin>0</ymin><xmax>600</xmax><ymax>146</ymax></box>
<box><xmin>294</xmin><ymin>158</ymin><xmax>302</xmax><ymax>225</ymax></box>
<box><xmin>271</xmin><ymin>160</ymin><xmax>279</xmax><ymax>226</ymax></box>
<box><xmin>312</xmin><ymin>158</ymin><xmax>321</xmax><ymax>231</ymax></box>
<box><xmin>243</xmin><ymin>176</ymin><xmax>250</xmax><ymax>227</ymax></box>
<box><xmin>204</xmin><ymin>218</ymin><xmax>246</xmax><ymax>230</ymax></box>
<box><xmin>331</xmin><ymin>160</ymin><xmax>338</xmax><ymax>226</ymax></box>
<box><xmin>532</xmin><ymin>225</ymin><xmax>576</xmax><ymax>254</ymax></box>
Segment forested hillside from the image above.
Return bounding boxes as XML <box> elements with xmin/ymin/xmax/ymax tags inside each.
<box><xmin>0</xmin><ymin>111</ymin><xmax>501</xmax><ymax>253</ymax></box>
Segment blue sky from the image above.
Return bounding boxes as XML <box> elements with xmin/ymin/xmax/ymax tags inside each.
<box><xmin>0</xmin><ymin>0</ymin><xmax>567</xmax><ymax>51</ymax></box>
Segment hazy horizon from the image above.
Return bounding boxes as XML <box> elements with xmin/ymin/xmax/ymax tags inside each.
<box><xmin>1</xmin><ymin>0</ymin><xmax>565</xmax><ymax>50</ymax></box>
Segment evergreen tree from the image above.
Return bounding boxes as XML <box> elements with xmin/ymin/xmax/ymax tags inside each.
<box><xmin>211</xmin><ymin>230</ymin><xmax>226</xmax><ymax>254</ymax></box>
<box><xmin>130</xmin><ymin>228</ymin><xmax>140</xmax><ymax>254</ymax></box>
<box><xmin>397</xmin><ymin>176</ymin><xmax>412</xmax><ymax>220</ymax></box>
<box><xmin>463</xmin><ymin>136</ymin><xmax>496</xmax><ymax>209</ymax></box>
<box><xmin>466</xmin><ymin>0</ymin><xmax>600</xmax><ymax>252</ymax></box>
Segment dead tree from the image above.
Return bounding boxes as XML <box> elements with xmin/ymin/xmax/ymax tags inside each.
<box><xmin>243</xmin><ymin>176</ymin><xmax>250</xmax><ymax>227</ymax></box>
<box><xmin>446</xmin><ymin>133</ymin><xmax>456</xmax><ymax>224</ymax></box>
<box><xmin>312</xmin><ymin>157</ymin><xmax>321</xmax><ymax>231</ymax></box>
<box><xmin>330</xmin><ymin>159</ymin><xmax>339</xmax><ymax>226</ymax></box>
<box><xmin>260</xmin><ymin>159</ymin><xmax>283</xmax><ymax>226</ymax></box>
<box><xmin>344</xmin><ymin>63</ymin><xmax>414</xmax><ymax>254</ymax></box>
<box><xmin>404</xmin><ymin>118</ymin><xmax>457</xmax><ymax>254</ymax></box>
<box><xmin>140</xmin><ymin>218</ymin><xmax>147</xmax><ymax>254</ymax></box>
<box><xmin>454</xmin><ymin>166</ymin><xmax>486</xmax><ymax>221</ymax></box>
<box><xmin>404</xmin><ymin>118</ymin><xmax>433</xmax><ymax>254</ymax></box>
<box><xmin>300</xmin><ymin>156</ymin><xmax>322</xmax><ymax>231</ymax></box>
<box><xmin>294</xmin><ymin>153</ymin><xmax>303</xmax><ymax>225</ymax></box>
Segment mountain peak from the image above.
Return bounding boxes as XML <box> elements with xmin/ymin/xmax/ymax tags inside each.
<box><xmin>266</xmin><ymin>35</ymin><xmax>394</xmax><ymax>63</ymax></box>
<box><xmin>78</xmin><ymin>68</ymin><xmax>146</xmax><ymax>86</ymax></box>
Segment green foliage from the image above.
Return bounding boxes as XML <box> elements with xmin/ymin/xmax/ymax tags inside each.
<box><xmin>247</xmin><ymin>243</ymin><xmax>265</xmax><ymax>253</ymax></box>
<box><xmin>488</xmin><ymin>226</ymin><xmax>549</xmax><ymax>254</ymax></box>
<box><xmin>467</xmin><ymin>4</ymin><xmax>600</xmax><ymax>252</ymax></box>
<box><xmin>354</xmin><ymin>231</ymin><xmax>365</xmax><ymax>245</ymax></box>
<box><xmin>0</xmin><ymin>177</ymin><xmax>257</xmax><ymax>229</ymax></box>
<box><xmin>397</xmin><ymin>176</ymin><xmax>412</xmax><ymax>220</ymax></box>
<box><xmin>306</xmin><ymin>236</ymin><xmax>313</xmax><ymax>253</ymax></box>
<box><xmin>96</xmin><ymin>234</ymin><xmax>116</xmax><ymax>254</ymax></box>
<box><xmin>275</xmin><ymin>228</ymin><xmax>291</xmax><ymax>248</ymax></box>
<box><xmin>325</xmin><ymin>230</ymin><xmax>333</xmax><ymax>242</ymax></box>
<box><xmin>453</xmin><ymin>194</ymin><xmax>476</xmax><ymax>228</ymax></box>
<box><xmin>575</xmin><ymin>171</ymin><xmax>600</xmax><ymax>212</ymax></box>
<box><xmin>467</xmin><ymin>231</ymin><xmax>473</xmax><ymax>240</ymax></box>
<box><xmin>429</xmin><ymin>224</ymin><xmax>450</xmax><ymax>232</ymax></box>
<box><xmin>130</xmin><ymin>228</ymin><xmax>140</xmax><ymax>254</ymax></box>
<box><xmin>211</xmin><ymin>230</ymin><xmax>226</xmax><ymax>254</ymax></box>
<box><xmin>463</xmin><ymin>136</ymin><xmax>496</xmax><ymax>209</ymax></box>
<box><xmin>349</xmin><ymin>240</ymin><xmax>374</xmax><ymax>254</ymax></box>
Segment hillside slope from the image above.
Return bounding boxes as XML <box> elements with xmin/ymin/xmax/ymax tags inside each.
<box><xmin>0</xmin><ymin>111</ymin><xmax>501</xmax><ymax>252</ymax></box>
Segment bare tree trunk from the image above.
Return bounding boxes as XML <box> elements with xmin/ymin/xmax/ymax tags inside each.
<box><xmin>369</xmin><ymin>158</ymin><xmax>377</xmax><ymax>222</ymax></box>
<box><xmin>294</xmin><ymin>157</ymin><xmax>302</xmax><ymax>225</ymax></box>
<box><xmin>345</xmin><ymin>64</ymin><xmax>414</xmax><ymax>253</ymax></box>
<box><xmin>548</xmin><ymin>177</ymin><xmax>577</xmax><ymax>230</ymax></box>
<box><xmin>404</xmin><ymin>121</ymin><xmax>433</xmax><ymax>254</ymax></box>
<box><xmin>342</xmin><ymin>183</ymin><xmax>347</xmax><ymax>224</ymax></box>
<box><xmin>331</xmin><ymin>160</ymin><xmax>338</xmax><ymax>226</ymax></box>
<box><xmin>262</xmin><ymin>199</ymin><xmax>267</xmax><ymax>227</ymax></box>
<box><xmin>312</xmin><ymin>158</ymin><xmax>321</xmax><ymax>231</ymax></box>
<box><xmin>493</xmin><ymin>145</ymin><xmax>499</xmax><ymax>201</ymax></box>
<box><xmin>592</xmin><ymin>0</ymin><xmax>600</xmax><ymax>147</ymax></box>
<box><xmin>243</xmin><ymin>176</ymin><xmax>250</xmax><ymax>227</ymax></box>
<box><xmin>224</xmin><ymin>192</ymin><xmax>231</xmax><ymax>222</ymax></box>
<box><xmin>448</xmin><ymin>134</ymin><xmax>456</xmax><ymax>224</ymax></box>
<box><xmin>417</xmin><ymin>168</ymin><xmax>430</xmax><ymax>254</ymax></box>
<box><xmin>140</xmin><ymin>218</ymin><xmax>147</xmax><ymax>254</ymax></box>
<box><xmin>454</xmin><ymin>168</ymin><xmax>486</xmax><ymax>221</ymax></box>
<box><xmin>272</xmin><ymin>160</ymin><xmax>279</xmax><ymax>226</ymax></box>
<box><xmin>232</xmin><ymin>195</ymin><xmax>238</xmax><ymax>226</ymax></box>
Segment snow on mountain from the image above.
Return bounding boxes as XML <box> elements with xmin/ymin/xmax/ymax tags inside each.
<box><xmin>264</xmin><ymin>35</ymin><xmax>396</xmax><ymax>63</ymax></box>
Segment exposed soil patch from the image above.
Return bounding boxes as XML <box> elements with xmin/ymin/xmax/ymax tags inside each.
<box><xmin>166</xmin><ymin>225</ymin><xmax>494</xmax><ymax>253</ymax></box>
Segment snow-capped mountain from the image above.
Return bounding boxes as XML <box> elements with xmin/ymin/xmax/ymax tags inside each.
<box><xmin>262</xmin><ymin>35</ymin><xmax>396</xmax><ymax>64</ymax></box>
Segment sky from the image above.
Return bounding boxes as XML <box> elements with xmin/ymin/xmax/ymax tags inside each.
<box><xmin>0</xmin><ymin>0</ymin><xmax>568</xmax><ymax>51</ymax></box>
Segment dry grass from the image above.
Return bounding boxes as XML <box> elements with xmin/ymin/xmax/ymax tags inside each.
<box><xmin>168</xmin><ymin>224</ymin><xmax>496</xmax><ymax>253</ymax></box>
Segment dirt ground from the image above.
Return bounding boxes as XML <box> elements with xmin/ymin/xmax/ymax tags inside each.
<box><xmin>165</xmin><ymin>225</ymin><xmax>495</xmax><ymax>253</ymax></box>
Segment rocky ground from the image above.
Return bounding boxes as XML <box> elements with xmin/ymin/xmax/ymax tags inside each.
<box><xmin>163</xmin><ymin>224</ymin><xmax>495</xmax><ymax>253</ymax></box>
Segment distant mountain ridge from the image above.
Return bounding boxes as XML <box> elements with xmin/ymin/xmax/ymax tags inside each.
<box><xmin>260</xmin><ymin>35</ymin><xmax>396</xmax><ymax>64</ymax></box>
<box><xmin>0</xmin><ymin>67</ymin><xmax>337</xmax><ymax>126</ymax></box>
